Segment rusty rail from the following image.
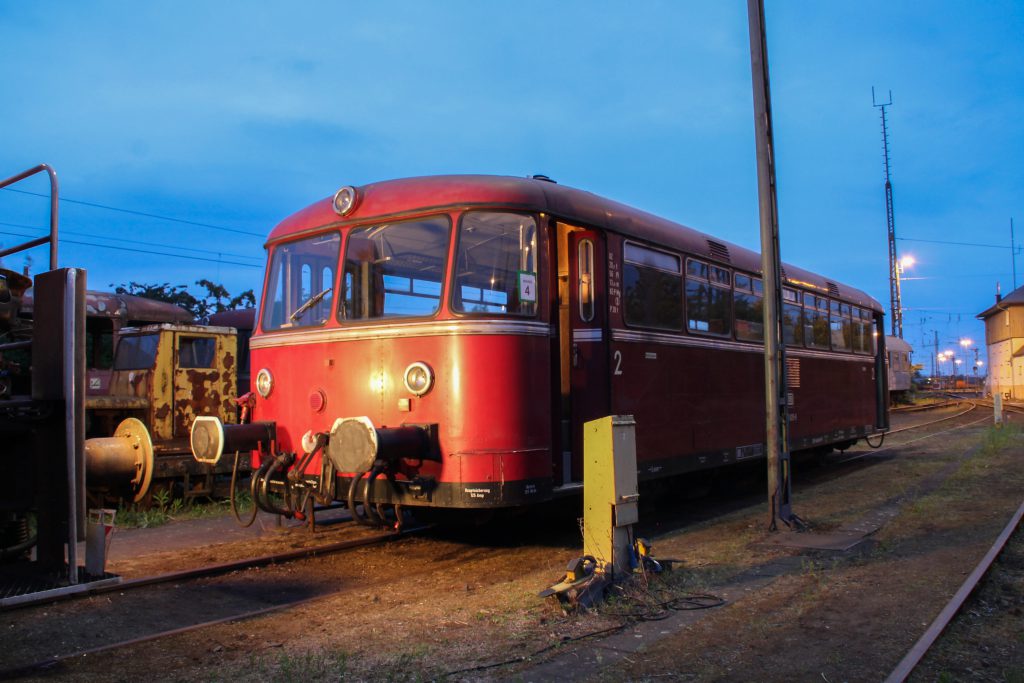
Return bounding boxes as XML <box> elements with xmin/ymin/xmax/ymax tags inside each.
<box><xmin>0</xmin><ymin>340</ymin><xmax>31</xmax><ymax>352</ymax></box>
<box><xmin>885</xmin><ymin>498</ymin><xmax>1024</xmax><ymax>682</ymax></box>
<box><xmin>0</xmin><ymin>164</ymin><xmax>59</xmax><ymax>269</ymax></box>
<box><xmin>0</xmin><ymin>524</ymin><xmax>430</xmax><ymax>678</ymax></box>
<box><xmin>0</xmin><ymin>522</ymin><xmax>429</xmax><ymax>611</ymax></box>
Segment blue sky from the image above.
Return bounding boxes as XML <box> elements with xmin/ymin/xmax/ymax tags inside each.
<box><xmin>2</xmin><ymin>1</ymin><xmax>1021</xmax><ymax>373</ymax></box>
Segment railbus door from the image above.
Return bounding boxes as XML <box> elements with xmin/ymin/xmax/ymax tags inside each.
<box><xmin>555</xmin><ymin>222</ymin><xmax>609</xmax><ymax>485</ymax></box>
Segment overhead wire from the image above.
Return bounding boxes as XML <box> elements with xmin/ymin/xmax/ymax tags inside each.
<box><xmin>897</xmin><ymin>236</ymin><xmax>1022</xmax><ymax>252</ymax></box>
<box><xmin>1</xmin><ymin>187</ymin><xmax>264</xmax><ymax>237</ymax></box>
<box><xmin>0</xmin><ymin>185</ymin><xmax>267</xmax><ymax>268</ymax></box>
<box><xmin>0</xmin><ymin>219</ymin><xmax>262</xmax><ymax>262</ymax></box>
<box><xmin>0</xmin><ymin>228</ymin><xmax>261</xmax><ymax>268</ymax></box>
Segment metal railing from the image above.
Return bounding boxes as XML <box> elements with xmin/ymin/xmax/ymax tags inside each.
<box><xmin>0</xmin><ymin>164</ymin><xmax>59</xmax><ymax>270</ymax></box>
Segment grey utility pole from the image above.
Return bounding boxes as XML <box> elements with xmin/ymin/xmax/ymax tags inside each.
<box><xmin>746</xmin><ymin>0</ymin><xmax>797</xmax><ymax>531</ymax></box>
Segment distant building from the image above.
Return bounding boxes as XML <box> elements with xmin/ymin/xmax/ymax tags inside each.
<box><xmin>977</xmin><ymin>286</ymin><xmax>1024</xmax><ymax>399</ymax></box>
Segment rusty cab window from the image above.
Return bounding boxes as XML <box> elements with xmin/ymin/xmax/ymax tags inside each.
<box><xmin>178</xmin><ymin>336</ymin><xmax>216</xmax><ymax>369</ymax></box>
<box><xmin>113</xmin><ymin>333</ymin><xmax>159</xmax><ymax>370</ymax></box>
<box><xmin>341</xmin><ymin>216</ymin><xmax>450</xmax><ymax>320</ymax></box>
<box><xmin>261</xmin><ymin>232</ymin><xmax>341</xmax><ymax>331</ymax></box>
<box><xmin>453</xmin><ymin>212</ymin><xmax>538</xmax><ymax>316</ymax></box>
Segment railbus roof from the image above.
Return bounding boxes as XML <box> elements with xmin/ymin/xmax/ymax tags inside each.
<box><xmin>267</xmin><ymin>175</ymin><xmax>883</xmax><ymax>312</ymax></box>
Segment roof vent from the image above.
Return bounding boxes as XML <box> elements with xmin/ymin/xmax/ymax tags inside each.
<box><xmin>707</xmin><ymin>240</ymin><xmax>731</xmax><ymax>263</ymax></box>
<box><xmin>827</xmin><ymin>282</ymin><xmax>840</xmax><ymax>298</ymax></box>
<box><xmin>531</xmin><ymin>174</ymin><xmax>557</xmax><ymax>183</ymax></box>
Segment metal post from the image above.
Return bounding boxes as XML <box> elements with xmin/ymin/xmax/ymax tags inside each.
<box><xmin>1011</xmin><ymin>218</ymin><xmax>1017</xmax><ymax>290</ymax></box>
<box><xmin>746</xmin><ymin>0</ymin><xmax>795</xmax><ymax>530</ymax></box>
<box><xmin>872</xmin><ymin>89</ymin><xmax>901</xmax><ymax>338</ymax></box>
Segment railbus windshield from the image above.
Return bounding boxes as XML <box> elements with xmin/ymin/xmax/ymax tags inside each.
<box><xmin>262</xmin><ymin>233</ymin><xmax>341</xmax><ymax>331</ymax></box>
<box><xmin>452</xmin><ymin>212</ymin><xmax>538</xmax><ymax>316</ymax></box>
<box><xmin>340</xmin><ymin>216</ymin><xmax>450</xmax><ymax>320</ymax></box>
<box><xmin>259</xmin><ymin>210</ymin><xmax>541</xmax><ymax>331</ymax></box>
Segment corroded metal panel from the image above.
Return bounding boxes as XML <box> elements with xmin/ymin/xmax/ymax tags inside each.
<box><xmin>83</xmin><ymin>396</ymin><xmax>149</xmax><ymax>410</ymax></box>
<box><xmin>172</xmin><ymin>331</ymin><xmax>238</xmax><ymax>438</ymax></box>
<box><xmin>151</xmin><ymin>331</ymin><xmax>175</xmax><ymax>440</ymax></box>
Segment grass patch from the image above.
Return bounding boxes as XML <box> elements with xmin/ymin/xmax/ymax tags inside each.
<box><xmin>116</xmin><ymin>488</ymin><xmax>254</xmax><ymax>529</ymax></box>
<box><xmin>252</xmin><ymin>648</ymin><xmax>349</xmax><ymax>683</ymax></box>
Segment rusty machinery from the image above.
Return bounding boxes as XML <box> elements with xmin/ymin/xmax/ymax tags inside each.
<box><xmin>19</xmin><ymin>288</ymin><xmax>249</xmax><ymax>503</ymax></box>
<box><xmin>87</xmin><ymin>322</ymin><xmax>243</xmax><ymax>500</ymax></box>
<box><xmin>0</xmin><ymin>164</ymin><xmax>154</xmax><ymax>591</ymax></box>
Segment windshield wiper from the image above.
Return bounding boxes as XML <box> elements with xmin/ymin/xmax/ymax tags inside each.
<box><xmin>289</xmin><ymin>288</ymin><xmax>331</xmax><ymax>322</ymax></box>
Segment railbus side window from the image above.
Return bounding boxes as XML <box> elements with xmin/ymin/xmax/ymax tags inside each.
<box><xmin>685</xmin><ymin>261</ymin><xmax>732</xmax><ymax>336</ymax></box>
<box><xmin>453</xmin><ymin>212</ymin><xmax>538</xmax><ymax>316</ymax></box>
<box><xmin>262</xmin><ymin>232</ymin><xmax>341</xmax><ymax>331</ymax></box>
<box><xmin>830</xmin><ymin>300</ymin><xmax>852</xmax><ymax>351</ymax></box>
<box><xmin>734</xmin><ymin>274</ymin><xmax>764</xmax><ymax>342</ymax></box>
<box><xmin>804</xmin><ymin>293</ymin><xmax>830</xmax><ymax>349</ymax></box>
<box><xmin>782</xmin><ymin>288</ymin><xmax>803</xmax><ymax>346</ymax></box>
<box><xmin>850</xmin><ymin>307</ymin><xmax>873</xmax><ymax>354</ymax></box>
<box><xmin>623</xmin><ymin>242</ymin><xmax>682</xmax><ymax>330</ymax></box>
<box><xmin>851</xmin><ymin>307</ymin><xmax>864</xmax><ymax>353</ymax></box>
<box><xmin>578</xmin><ymin>238</ymin><xmax>595</xmax><ymax>322</ymax></box>
<box><xmin>341</xmin><ymin>216</ymin><xmax>450</xmax><ymax>320</ymax></box>
<box><xmin>861</xmin><ymin>309</ymin><xmax>877</xmax><ymax>355</ymax></box>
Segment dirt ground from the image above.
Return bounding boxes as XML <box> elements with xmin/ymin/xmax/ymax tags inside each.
<box><xmin>3</xmin><ymin>406</ymin><xmax>1022</xmax><ymax>682</ymax></box>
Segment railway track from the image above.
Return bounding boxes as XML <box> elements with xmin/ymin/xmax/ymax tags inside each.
<box><xmin>2</xmin><ymin>401</ymin><xmax>1016</xmax><ymax>680</ymax></box>
<box><xmin>889</xmin><ymin>398</ymin><xmax>962</xmax><ymax>414</ymax></box>
<box><xmin>885</xmin><ymin>498</ymin><xmax>1024</xmax><ymax>682</ymax></box>
<box><xmin>841</xmin><ymin>399</ymin><xmax>1024</xmax><ymax>680</ymax></box>
<box><xmin>835</xmin><ymin>397</ymin><xmax>1021</xmax><ymax>467</ymax></box>
<box><xmin>0</xmin><ymin>523</ymin><xmax>428</xmax><ymax>678</ymax></box>
<box><xmin>1</xmin><ymin>521</ymin><xmax>425</xmax><ymax>612</ymax></box>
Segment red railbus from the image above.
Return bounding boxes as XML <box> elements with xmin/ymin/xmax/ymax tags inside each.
<box><xmin>191</xmin><ymin>175</ymin><xmax>887</xmax><ymax>521</ymax></box>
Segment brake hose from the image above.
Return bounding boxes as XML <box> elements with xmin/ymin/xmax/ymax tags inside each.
<box><xmin>230</xmin><ymin>450</ymin><xmax>258</xmax><ymax>527</ymax></box>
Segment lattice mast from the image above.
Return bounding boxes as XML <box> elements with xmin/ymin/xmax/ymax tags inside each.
<box><xmin>873</xmin><ymin>88</ymin><xmax>901</xmax><ymax>338</ymax></box>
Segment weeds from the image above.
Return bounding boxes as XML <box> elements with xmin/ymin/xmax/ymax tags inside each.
<box><xmin>115</xmin><ymin>487</ymin><xmax>254</xmax><ymax>529</ymax></box>
<box><xmin>982</xmin><ymin>422</ymin><xmax>1021</xmax><ymax>455</ymax></box>
<box><xmin>253</xmin><ymin>648</ymin><xmax>349</xmax><ymax>683</ymax></box>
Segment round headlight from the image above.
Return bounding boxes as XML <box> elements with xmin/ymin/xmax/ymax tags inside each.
<box><xmin>403</xmin><ymin>362</ymin><xmax>434</xmax><ymax>396</ymax></box>
<box><xmin>255</xmin><ymin>368</ymin><xmax>274</xmax><ymax>398</ymax></box>
<box><xmin>332</xmin><ymin>186</ymin><xmax>358</xmax><ymax>216</ymax></box>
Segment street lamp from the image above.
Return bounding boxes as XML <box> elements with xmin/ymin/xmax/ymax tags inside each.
<box><xmin>893</xmin><ymin>255</ymin><xmax>915</xmax><ymax>339</ymax></box>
